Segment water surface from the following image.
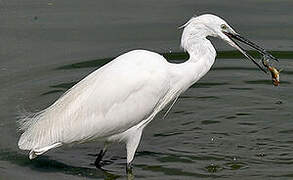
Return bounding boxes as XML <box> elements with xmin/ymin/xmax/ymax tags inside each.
<box><xmin>1</xmin><ymin>0</ymin><xmax>293</xmax><ymax>179</ymax></box>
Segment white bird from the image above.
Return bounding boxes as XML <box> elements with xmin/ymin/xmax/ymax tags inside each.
<box><xmin>18</xmin><ymin>14</ymin><xmax>276</xmax><ymax>172</ymax></box>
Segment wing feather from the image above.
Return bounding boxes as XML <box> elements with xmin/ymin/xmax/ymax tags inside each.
<box><xmin>18</xmin><ymin>50</ymin><xmax>171</xmax><ymax>152</ymax></box>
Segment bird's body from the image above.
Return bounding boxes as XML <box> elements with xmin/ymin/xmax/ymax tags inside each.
<box><xmin>19</xmin><ymin>45</ymin><xmax>216</xmax><ymax>161</ymax></box>
<box><xmin>18</xmin><ymin>14</ymin><xmax>276</xmax><ymax>171</ymax></box>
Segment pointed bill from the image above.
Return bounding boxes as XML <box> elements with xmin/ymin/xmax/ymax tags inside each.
<box><xmin>223</xmin><ymin>31</ymin><xmax>279</xmax><ymax>73</ymax></box>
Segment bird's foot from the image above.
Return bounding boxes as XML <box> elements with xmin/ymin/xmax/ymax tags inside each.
<box><xmin>126</xmin><ymin>162</ymin><xmax>133</xmax><ymax>174</ymax></box>
<box><xmin>94</xmin><ymin>149</ymin><xmax>107</xmax><ymax>168</ymax></box>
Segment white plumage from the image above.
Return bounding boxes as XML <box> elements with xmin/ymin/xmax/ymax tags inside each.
<box><xmin>18</xmin><ymin>14</ymin><xmax>269</xmax><ymax>171</ymax></box>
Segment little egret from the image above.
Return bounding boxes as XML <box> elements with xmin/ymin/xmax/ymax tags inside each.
<box><xmin>18</xmin><ymin>14</ymin><xmax>277</xmax><ymax>172</ymax></box>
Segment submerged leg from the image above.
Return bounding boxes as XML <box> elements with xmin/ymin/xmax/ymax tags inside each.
<box><xmin>125</xmin><ymin>129</ymin><xmax>143</xmax><ymax>173</ymax></box>
<box><xmin>94</xmin><ymin>144</ymin><xmax>109</xmax><ymax>168</ymax></box>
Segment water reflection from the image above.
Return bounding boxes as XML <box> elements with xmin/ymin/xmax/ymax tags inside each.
<box><xmin>0</xmin><ymin>149</ymin><xmax>123</xmax><ymax>179</ymax></box>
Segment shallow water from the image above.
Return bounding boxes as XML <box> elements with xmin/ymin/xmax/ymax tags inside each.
<box><xmin>1</xmin><ymin>0</ymin><xmax>293</xmax><ymax>179</ymax></box>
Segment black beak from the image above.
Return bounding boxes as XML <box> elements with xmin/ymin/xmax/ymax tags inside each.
<box><xmin>223</xmin><ymin>32</ymin><xmax>279</xmax><ymax>73</ymax></box>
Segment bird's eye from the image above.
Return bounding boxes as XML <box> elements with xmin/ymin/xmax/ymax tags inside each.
<box><xmin>221</xmin><ymin>24</ymin><xmax>228</xmax><ymax>30</ymax></box>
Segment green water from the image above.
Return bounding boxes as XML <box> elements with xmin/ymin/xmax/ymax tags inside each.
<box><xmin>1</xmin><ymin>0</ymin><xmax>293</xmax><ymax>179</ymax></box>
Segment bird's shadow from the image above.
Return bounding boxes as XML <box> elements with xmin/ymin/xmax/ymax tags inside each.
<box><xmin>0</xmin><ymin>149</ymin><xmax>133</xmax><ymax>180</ymax></box>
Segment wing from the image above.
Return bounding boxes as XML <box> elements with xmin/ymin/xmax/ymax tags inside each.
<box><xmin>18</xmin><ymin>50</ymin><xmax>171</xmax><ymax>150</ymax></box>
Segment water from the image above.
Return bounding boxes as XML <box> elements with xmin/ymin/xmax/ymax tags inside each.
<box><xmin>1</xmin><ymin>0</ymin><xmax>293</xmax><ymax>179</ymax></box>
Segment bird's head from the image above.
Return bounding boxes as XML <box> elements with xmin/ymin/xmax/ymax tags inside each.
<box><xmin>181</xmin><ymin>14</ymin><xmax>278</xmax><ymax>72</ymax></box>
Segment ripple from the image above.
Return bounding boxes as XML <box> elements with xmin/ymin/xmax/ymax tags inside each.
<box><xmin>238</xmin><ymin>122</ymin><xmax>256</xmax><ymax>126</ymax></box>
<box><xmin>205</xmin><ymin>163</ymin><xmax>223</xmax><ymax>173</ymax></box>
<box><xmin>236</xmin><ymin>112</ymin><xmax>251</xmax><ymax>116</ymax></box>
<box><xmin>224</xmin><ymin>161</ymin><xmax>249</xmax><ymax>170</ymax></box>
<box><xmin>229</xmin><ymin>87</ymin><xmax>254</xmax><ymax>91</ymax></box>
<box><xmin>191</xmin><ymin>82</ymin><xmax>229</xmax><ymax>88</ymax></box>
<box><xmin>57</xmin><ymin>58</ymin><xmax>112</xmax><ymax>70</ymax></box>
<box><xmin>153</xmin><ymin>132</ymin><xmax>183</xmax><ymax>137</ymax></box>
<box><xmin>225</xmin><ymin>116</ymin><xmax>237</xmax><ymax>119</ymax></box>
<box><xmin>42</xmin><ymin>82</ymin><xmax>77</xmax><ymax>95</ymax></box>
<box><xmin>41</xmin><ymin>89</ymin><xmax>64</xmax><ymax>96</ymax></box>
<box><xmin>278</xmin><ymin>129</ymin><xmax>293</xmax><ymax>134</ymax></box>
<box><xmin>244</xmin><ymin>80</ymin><xmax>290</xmax><ymax>85</ymax></box>
<box><xmin>157</xmin><ymin>155</ymin><xmax>193</xmax><ymax>163</ymax></box>
<box><xmin>136</xmin><ymin>164</ymin><xmax>222</xmax><ymax>178</ymax></box>
<box><xmin>201</xmin><ymin>120</ymin><xmax>220</xmax><ymax>125</ymax></box>
<box><xmin>196</xmin><ymin>96</ymin><xmax>220</xmax><ymax>100</ymax></box>
<box><xmin>50</xmin><ymin>82</ymin><xmax>77</xmax><ymax>89</ymax></box>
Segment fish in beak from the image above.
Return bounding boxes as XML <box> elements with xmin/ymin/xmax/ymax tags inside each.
<box><xmin>222</xmin><ymin>30</ymin><xmax>279</xmax><ymax>73</ymax></box>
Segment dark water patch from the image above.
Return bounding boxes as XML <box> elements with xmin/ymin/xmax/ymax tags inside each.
<box><xmin>153</xmin><ymin>132</ymin><xmax>183</xmax><ymax>137</ymax></box>
<box><xmin>187</xmin><ymin>154</ymin><xmax>226</xmax><ymax>162</ymax></box>
<box><xmin>173</xmin><ymin>110</ymin><xmax>185</xmax><ymax>114</ymax></box>
<box><xmin>140</xmin><ymin>150</ymin><xmax>227</xmax><ymax>163</ymax></box>
<box><xmin>216</xmin><ymin>50</ymin><xmax>293</xmax><ymax>59</ymax></box>
<box><xmin>57</xmin><ymin>58</ymin><xmax>113</xmax><ymax>70</ymax></box>
<box><xmin>248</xmin><ymin>130</ymin><xmax>258</xmax><ymax>134</ymax></box>
<box><xmin>163</xmin><ymin>51</ymin><xmax>293</xmax><ymax>61</ymax></box>
<box><xmin>223</xmin><ymin>161</ymin><xmax>248</xmax><ymax>171</ymax></box>
<box><xmin>180</xmin><ymin>126</ymin><xmax>203</xmax><ymax>133</ymax></box>
<box><xmin>168</xmin><ymin>148</ymin><xmax>194</xmax><ymax>154</ymax></box>
<box><xmin>136</xmin><ymin>164</ymin><xmax>221</xmax><ymax>178</ymax></box>
<box><xmin>201</xmin><ymin>120</ymin><xmax>220</xmax><ymax>125</ymax></box>
<box><xmin>256</xmin><ymin>138</ymin><xmax>276</xmax><ymax>143</ymax></box>
<box><xmin>136</xmin><ymin>151</ymin><xmax>162</xmax><ymax>158</ymax></box>
<box><xmin>245</xmin><ymin>80</ymin><xmax>290</xmax><ymax>85</ymax></box>
<box><xmin>256</xmin><ymin>107</ymin><xmax>277</xmax><ymax>111</ymax></box>
<box><xmin>213</xmin><ymin>66</ymin><xmax>258</xmax><ymax>71</ymax></box>
<box><xmin>236</xmin><ymin>112</ymin><xmax>251</xmax><ymax>116</ymax></box>
<box><xmin>180</xmin><ymin>120</ymin><xmax>196</xmax><ymax>126</ymax></box>
<box><xmin>278</xmin><ymin>129</ymin><xmax>293</xmax><ymax>134</ymax></box>
<box><xmin>158</xmin><ymin>155</ymin><xmax>193</xmax><ymax>163</ymax></box>
<box><xmin>178</xmin><ymin>96</ymin><xmax>194</xmax><ymax>99</ymax></box>
<box><xmin>245</xmin><ymin>80</ymin><xmax>273</xmax><ymax>85</ymax></box>
<box><xmin>182</xmin><ymin>111</ymin><xmax>194</xmax><ymax>115</ymax></box>
<box><xmin>196</xmin><ymin>96</ymin><xmax>219</xmax><ymax>100</ymax></box>
<box><xmin>41</xmin><ymin>89</ymin><xmax>64</xmax><ymax>96</ymax></box>
<box><xmin>162</xmin><ymin>51</ymin><xmax>189</xmax><ymax>61</ymax></box>
<box><xmin>0</xmin><ymin>149</ymin><xmax>116</xmax><ymax>179</ymax></box>
<box><xmin>264</xmin><ymin>159</ymin><xmax>293</xmax><ymax>165</ymax></box>
<box><xmin>191</xmin><ymin>82</ymin><xmax>229</xmax><ymax>88</ymax></box>
<box><xmin>230</xmin><ymin>87</ymin><xmax>254</xmax><ymax>91</ymax></box>
<box><xmin>238</xmin><ymin>122</ymin><xmax>256</xmax><ymax>126</ymax></box>
<box><xmin>281</xmin><ymin>70</ymin><xmax>293</xmax><ymax>75</ymax></box>
<box><xmin>211</xmin><ymin>132</ymin><xmax>230</xmax><ymax>137</ymax></box>
<box><xmin>274</xmin><ymin>156</ymin><xmax>293</xmax><ymax>161</ymax></box>
<box><xmin>50</xmin><ymin>82</ymin><xmax>77</xmax><ymax>89</ymax></box>
<box><xmin>42</xmin><ymin>82</ymin><xmax>77</xmax><ymax>96</ymax></box>
<box><xmin>280</xmin><ymin>153</ymin><xmax>290</xmax><ymax>157</ymax></box>
<box><xmin>225</xmin><ymin>116</ymin><xmax>237</xmax><ymax>119</ymax></box>
<box><xmin>269</xmin><ymin>174</ymin><xmax>293</xmax><ymax>178</ymax></box>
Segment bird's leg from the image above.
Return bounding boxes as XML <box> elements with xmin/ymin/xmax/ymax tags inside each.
<box><xmin>126</xmin><ymin>161</ymin><xmax>133</xmax><ymax>174</ymax></box>
<box><xmin>94</xmin><ymin>145</ymin><xmax>108</xmax><ymax>168</ymax></box>
<box><xmin>94</xmin><ymin>149</ymin><xmax>106</xmax><ymax>168</ymax></box>
<box><xmin>125</xmin><ymin>129</ymin><xmax>142</xmax><ymax>174</ymax></box>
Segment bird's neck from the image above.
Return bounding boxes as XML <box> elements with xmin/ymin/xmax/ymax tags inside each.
<box><xmin>169</xmin><ymin>38</ymin><xmax>216</xmax><ymax>93</ymax></box>
<box><xmin>186</xmin><ymin>38</ymin><xmax>216</xmax><ymax>64</ymax></box>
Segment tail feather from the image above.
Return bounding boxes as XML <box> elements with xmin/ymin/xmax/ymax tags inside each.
<box><xmin>29</xmin><ymin>142</ymin><xmax>62</xmax><ymax>159</ymax></box>
<box><xmin>17</xmin><ymin>110</ymin><xmax>47</xmax><ymax>150</ymax></box>
<box><xmin>17</xmin><ymin>108</ymin><xmax>63</xmax><ymax>157</ymax></box>
<box><xmin>17</xmin><ymin>109</ymin><xmax>44</xmax><ymax>132</ymax></box>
